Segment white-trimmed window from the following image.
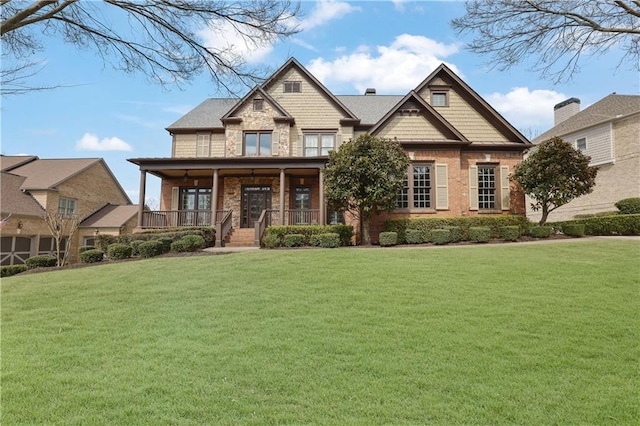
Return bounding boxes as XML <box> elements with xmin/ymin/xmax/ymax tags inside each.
<box><xmin>58</xmin><ymin>197</ymin><xmax>77</xmax><ymax>217</ymax></box>
<box><xmin>304</xmin><ymin>132</ymin><xmax>335</xmax><ymax>156</ymax></box>
<box><xmin>576</xmin><ymin>137</ymin><xmax>587</xmax><ymax>151</ymax></box>
<box><xmin>244</xmin><ymin>132</ymin><xmax>272</xmax><ymax>156</ymax></box>
<box><xmin>196</xmin><ymin>134</ymin><xmax>210</xmax><ymax>157</ymax></box>
<box><xmin>284</xmin><ymin>81</ymin><xmax>301</xmax><ymax>93</ymax></box>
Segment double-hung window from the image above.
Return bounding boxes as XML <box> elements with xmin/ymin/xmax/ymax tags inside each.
<box><xmin>244</xmin><ymin>132</ymin><xmax>272</xmax><ymax>156</ymax></box>
<box><xmin>304</xmin><ymin>132</ymin><xmax>335</xmax><ymax>156</ymax></box>
<box><xmin>396</xmin><ymin>164</ymin><xmax>434</xmax><ymax>209</ymax></box>
<box><xmin>469</xmin><ymin>164</ymin><xmax>510</xmax><ymax>212</ymax></box>
<box><xmin>196</xmin><ymin>134</ymin><xmax>210</xmax><ymax>157</ymax></box>
<box><xmin>477</xmin><ymin>166</ymin><xmax>497</xmax><ymax>210</ymax></box>
<box><xmin>284</xmin><ymin>81</ymin><xmax>301</xmax><ymax>93</ymax></box>
<box><xmin>58</xmin><ymin>197</ymin><xmax>77</xmax><ymax>217</ymax></box>
<box><xmin>576</xmin><ymin>137</ymin><xmax>587</xmax><ymax>151</ymax></box>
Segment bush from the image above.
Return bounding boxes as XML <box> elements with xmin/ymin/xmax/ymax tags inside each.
<box><xmin>78</xmin><ymin>245</ymin><xmax>95</xmax><ymax>253</ymax></box>
<box><xmin>310</xmin><ymin>233</ymin><xmax>340</xmax><ymax>248</ymax></box>
<box><xmin>562</xmin><ymin>223</ymin><xmax>585</xmax><ymax>237</ymax></box>
<box><xmin>553</xmin><ymin>214</ymin><xmax>640</xmax><ymax>236</ymax></box>
<box><xmin>130</xmin><ymin>240</ymin><xmax>145</xmax><ymax>256</ymax></box>
<box><xmin>443</xmin><ymin>226</ymin><xmax>462</xmax><ymax>243</ymax></box>
<box><xmin>405</xmin><ymin>229</ymin><xmax>423</xmax><ymax>244</ymax></box>
<box><xmin>25</xmin><ymin>254</ymin><xmax>57</xmax><ymax>269</ymax></box>
<box><xmin>170</xmin><ymin>240</ymin><xmax>188</xmax><ymax>253</ymax></box>
<box><xmin>79</xmin><ymin>249</ymin><xmax>104</xmax><ymax>263</ymax></box>
<box><xmin>530</xmin><ymin>226</ymin><xmax>553</xmax><ymax>238</ymax></box>
<box><xmin>379</xmin><ymin>232</ymin><xmax>398</xmax><ymax>247</ymax></box>
<box><xmin>138</xmin><ymin>240</ymin><xmax>165</xmax><ymax>259</ymax></box>
<box><xmin>107</xmin><ymin>243</ymin><xmax>133</xmax><ymax>260</ymax></box>
<box><xmin>284</xmin><ymin>234</ymin><xmax>306</xmax><ymax>247</ymax></box>
<box><xmin>615</xmin><ymin>197</ymin><xmax>640</xmax><ymax>215</ymax></box>
<box><xmin>133</xmin><ymin>227</ymin><xmax>216</xmax><ymax>247</ymax></box>
<box><xmin>430</xmin><ymin>229</ymin><xmax>452</xmax><ymax>245</ymax></box>
<box><xmin>95</xmin><ymin>234</ymin><xmax>117</xmax><ymax>252</ymax></box>
<box><xmin>499</xmin><ymin>226</ymin><xmax>521</xmax><ymax>242</ymax></box>
<box><xmin>172</xmin><ymin>235</ymin><xmax>205</xmax><ymax>252</ymax></box>
<box><xmin>263</xmin><ymin>225</ymin><xmax>354</xmax><ymax>247</ymax></box>
<box><xmin>262</xmin><ymin>233</ymin><xmax>281</xmax><ymax>249</ymax></box>
<box><xmin>1</xmin><ymin>264</ymin><xmax>27</xmax><ymax>277</ymax></box>
<box><xmin>157</xmin><ymin>237</ymin><xmax>173</xmax><ymax>254</ymax></box>
<box><xmin>468</xmin><ymin>227</ymin><xmax>491</xmax><ymax>243</ymax></box>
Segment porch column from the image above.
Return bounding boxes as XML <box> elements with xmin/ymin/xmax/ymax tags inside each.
<box><xmin>280</xmin><ymin>168</ymin><xmax>286</xmax><ymax>225</ymax></box>
<box><xmin>319</xmin><ymin>168</ymin><xmax>325</xmax><ymax>225</ymax></box>
<box><xmin>211</xmin><ymin>168</ymin><xmax>219</xmax><ymax>225</ymax></box>
<box><xmin>137</xmin><ymin>169</ymin><xmax>147</xmax><ymax>227</ymax></box>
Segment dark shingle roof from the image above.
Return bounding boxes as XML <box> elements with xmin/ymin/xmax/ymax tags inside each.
<box><xmin>533</xmin><ymin>94</ymin><xmax>640</xmax><ymax>143</ymax></box>
<box><xmin>0</xmin><ymin>172</ymin><xmax>45</xmax><ymax>216</ymax></box>
<box><xmin>337</xmin><ymin>95</ymin><xmax>404</xmax><ymax>125</ymax></box>
<box><xmin>0</xmin><ymin>155</ymin><xmax>38</xmax><ymax>172</ymax></box>
<box><xmin>80</xmin><ymin>204</ymin><xmax>139</xmax><ymax>228</ymax></box>
<box><xmin>166</xmin><ymin>98</ymin><xmax>239</xmax><ymax>130</ymax></box>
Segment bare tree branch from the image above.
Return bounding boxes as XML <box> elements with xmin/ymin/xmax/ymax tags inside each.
<box><xmin>451</xmin><ymin>0</ymin><xmax>640</xmax><ymax>83</ymax></box>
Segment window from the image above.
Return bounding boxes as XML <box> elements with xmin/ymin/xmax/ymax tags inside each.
<box><xmin>180</xmin><ymin>187</ymin><xmax>212</xmax><ymax>226</ymax></box>
<box><xmin>196</xmin><ymin>134</ymin><xmax>210</xmax><ymax>157</ymax></box>
<box><xmin>253</xmin><ymin>99</ymin><xmax>264</xmax><ymax>111</ymax></box>
<box><xmin>304</xmin><ymin>133</ymin><xmax>335</xmax><ymax>156</ymax></box>
<box><xmin>244</xmin><ymin>132</ymin><xmax>272</xmax><ymax>156</ymax></box>
<box><xmin>396</xmin><ymin>164</ymin><xmax>433</xmax><ymax>209</ymax></box>
<box><xmin>477</xmin><ymin>166</ymin><xmax>497</xmax><ymax>210</ymax></box>
<box><xmin>431</xmin><ymin>91</ymin><xmax>448</xmax><ymax>107</ymax></box>
<box><xmin>576</xmin><ymin>137</ymin><xmax>587</xmax><ymax>151</ymax></box>
<box><xmin>58</xmin><ymin>197</ymin><xmax>76</xmax><ymax>217</ymax></box>
<box><xmin>284</xmin><ymin>81</ymin><xmax>301</xmax><ymax>93</ymax></box>
<box><xmin>294</xmin><ymin>187</ymin><xmax>311</xmax><ymax>210</ymax></box>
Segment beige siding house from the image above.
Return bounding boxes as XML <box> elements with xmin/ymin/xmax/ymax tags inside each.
<box><xmin>529</xmin><ymin>95</ymin><xmax>640</xmax><ymax>222</ymax></box>
<box><xmin>129</xmin><ymin>58</ymin><xmax>531</xmax><ymax>245</ymax></box>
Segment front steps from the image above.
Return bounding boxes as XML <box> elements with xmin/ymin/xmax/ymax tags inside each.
<box><xmin>225</xmin><ymin>228</ymin><xmax>257</xmax><ymax>247</ymax></box>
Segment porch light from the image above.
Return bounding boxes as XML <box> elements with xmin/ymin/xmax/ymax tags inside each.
<box><xmin>183</xmin><ymin>171</ymin><xmax>188</xmax><ymax>183</ymax></box>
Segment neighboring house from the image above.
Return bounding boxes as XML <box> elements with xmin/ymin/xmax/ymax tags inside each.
<box><xmin>1</xmin><ymin>155</ymin><xmax>135</xmax><ymax>265</ymax></box>
<box><xmin>529</xmin><ymin>94</ymin><xmax>640</xmax><ymax>222</ymax></box>
<box><xmin>128</xmin><ymin>58</ymin><xmax>532</xmax><ymax>246</ymax></box>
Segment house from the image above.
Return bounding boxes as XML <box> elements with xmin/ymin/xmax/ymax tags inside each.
<box><xmin>128</xmin><ymin>58</ymin><xmax>532</xmax><ymax>246</ymax></box>
<box><xmin>0</xmin><ymin>155</ymin><xmax>135</xmax><ymax>265</ymax></box>
<box><xmin>529</xmin><ymin>94</ymin><xmax>640</xmax><ymax>222</ymax></box>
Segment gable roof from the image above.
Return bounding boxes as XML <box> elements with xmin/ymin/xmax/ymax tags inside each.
<box><xmin>0</xmin><ymin>155</ymin><xmax>39</xmax><ymax>172</ymax></box>
<box><xmin>414</xmin><ymin>64</ymin><xmax>530</xmax><ymax>145</ymax></box>
<box><xmin>533</xmin><ymin>94</ymin><xmax>640</xmax><ymax>143</ymax></box>
<box><xmin>80</xmin><ymin>204</ymin><xmax>139</xmax><ymax>228</ymax></box>
<box><xmin>167</xmin><ymin>98</ymin><xmax>239</xmax><ymax>131</ymax></box>
<box><xmin>0</xmin><ymin>172</ymin><xmax>45</xmax><ymax>216</ymax></box>
<box><xmin>337</xmin><ymin>95</ymin><xmax>404</xmax><ymax>125</ymax></box>
<box><xmin>369</xmin><ymin>91</ymin><xmax>469</xmax><ymax>142</ymax></box>
<box><xmin>221</xmin><ymin>86</ymin><xmax>294</xmax><ymax>123</ymax></box>
<box><xmin>9</xmin><ymin>158</ymin><xmax>103</xmax><ymax>190</ymax></box>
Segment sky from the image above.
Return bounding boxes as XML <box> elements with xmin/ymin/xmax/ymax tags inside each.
<box><xmin>2</xmin><ymin>0</ymin><xmax>638</xmax><ymax>207</ymax></box>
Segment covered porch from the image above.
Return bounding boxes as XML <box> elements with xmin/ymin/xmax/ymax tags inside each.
<box><xmin>127</xmin><ymin>157</ymin><xmax>332</xmax><ymax>246</ymax></box>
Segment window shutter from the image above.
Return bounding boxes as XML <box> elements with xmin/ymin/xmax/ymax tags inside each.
<box><xmin>500</xmin><ymin>166</ymin><xmax>510</xmax><ymax>210</ymax></box>
<box><xmin>272</xmin><ymin>131</ymin><xmax>279</xmax><ymax>156</ymax></box>
<box><xmin>297</xmin><ymin>132</ymin><xmax>303</xmax><ymax>156</ymax></box>
<box><xmin>469</xmin><ymin>166</ymin><xmax>478</xmax><ymax>211</ymax></box>
<box><xmin>435</xmin><ymin>163</ymin><xmax>448</xmax><ymax>210</ymax></box>
<box><xmin>235</xmin><ymin>136</ymin><xmax>243</xmax><ymax>156</ymax></box>
<box><xmin>171</xmin><ymin>187</ymin><xmax>179</xmax><ymax>210</ymax></box>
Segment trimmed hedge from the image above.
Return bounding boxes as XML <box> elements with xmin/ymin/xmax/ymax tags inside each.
<box><xmin>171</xmin><ymin>235</ymin><xmax>205</xmax><ymax>252</ymax></box>
<box><xmin>499</xmin><ymin>225</ymin><xmax>521</xmax><ymax>242</ymax></box>
<box><xmin>431</xmin><ymin>229</ymin><xmax>451</xmax><ymax>245</ymax></box>
<box><xmin>107</xmin><ymin>243</ymin><xmax>133</xmax><ymax>260</ymax></box>
<box><xmin>385</xmin><ymin>215</ymin><xmax>529</xmax><ymax>243</ymax></box>
<box><xmin>615</xmin><ymin>198</ymin><xmax>640</xmax><ymax>215</ymax></box>
<box><xmin>379</xmin><ymin>232</ymin><xmax>398</xmax><ymax>247</ymax></box>
<box><xmin>284</xmin><ymin>234</ymin><xmax>306</xmax><ymax>248</ymax></box>
<box><xmin>95</xmin><ymin>227</ymin><xmax>216</xmax><ymax>252</ymax></box>
<box><xmin>138</xmin><ymin>240</ymin><xmax>165</xmax><ymax>259</ymax></box>
<box><xmin>553</xmin><ymin>214</ymin><xmax>640</xmax><ymax>236</ymax></box>
<box><xmin>79</xmin><ymin>249</ymin><xmax>104</xmax><ymax>264</ymax></box>
<box><xmin>530</xmin><ymin>226</ymin><xmax>553</xmax><ymax>238</ymax></box>
<box><xmin>263</xmin><ymin>225</ymin><xmax>354</xmax><ymax>248</ymax></box>
<box><xmin>562</xmin><ymin>223</ymin><xmax>585</xmax><ymax>238</ymax></box>
<box><xmin>405</xmin><ymin>228</ymin><xmax>423</xmax><ymax>244</ymax></box>
<box><xmin>1</xmin><ymin>264</ymin><xmax>27</xmax><ymax>277</ymax></box>
<box><xmin>262</xmin><ymin>233</ymin><xmax>280</xmax><ymax>249</ymax></box>
<box><xmin>130</xmin><ymin>240</ymin><xmax>146</xmax><ymax>256</ymax></box>
<box><xmin>78</xmin><ymin>245</ymin><xmax>95</xmax><ymax>253</ymax></box>
<box><xmin>443</xmin><ymin>226</ymin><xmax>462</xmax><ymax>243</ymax></box>
<box><xmin>468</xmin><ymin>227</ymin><xmax>491</xmax><ymax>243</ymax></box>
<box><xmin>310</xmin><ymin>233</ymin><xmax>341</xmax><ymax>248</ymax></box>
<box><xmin>25</xmin><ymin>255</ymin><xmax>57</xmax><ymax>269</ymax></box>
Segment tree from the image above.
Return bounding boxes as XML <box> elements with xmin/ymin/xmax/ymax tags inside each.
<box><xmin>43</xmin><ymin>209</ymin><xmax>81</xmax><ymax>267</ymax></box>
<box><xmin>510</xmin><ymin>137</ymin><xmax>598</xmax><ymax>225</ymax></box>
<box><xmin>451</xmin><ymin>1</ymin><xmax>640</xmax><ymax>83</ymax></box>
<box><xmin>324</xmin><ymin>134</ymin><xmax>410</xmax><ymax>245</ymax></box>
<box><xmin>0</xmin><ymin>0</ymin><xmax>300</xmax><ymax>95</ymax></box>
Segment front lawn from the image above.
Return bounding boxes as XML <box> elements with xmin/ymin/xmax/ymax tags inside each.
<box><xmin>2</xmin><ymin>240</ymin><xmax>638</xmax><ymax>424</ymax></box>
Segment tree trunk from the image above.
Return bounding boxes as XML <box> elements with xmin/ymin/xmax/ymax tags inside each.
<box><xmin>361</xmin><ymin>216</ymin><xmax>371</xmax><ymax>245</ymax></box>
<box><xmin>539</xmin><ymin>205</ymin><xmax>549</xmax><ymax>226</ymax></box>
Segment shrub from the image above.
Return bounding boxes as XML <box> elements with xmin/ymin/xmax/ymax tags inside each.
<box><xmin>615</xmin><ymin>197</ymin><xmax>640</xmax><ymax>215</ymax></box>
<box><xmin>284</xmin><ymin>234</ymin><xmax>306</xmax><ymax>247</ymax></box>
<box><xmin>134</xmin><ymin>227</ymin><xmax>216</xmax><ymax>247</ymax></box>
<box><xmin>174</xmin><ymin>235</ymin><xmax>205</xmax><ymax>252</ymax></box>
<box><xmin>530</xmin><ymin>226</ymin><xmax>553</xmax><ymax>238</ymax></box>
<box><xmin>95</xmin><ymin>234</ymin><xmax>117</xmax><ymax>252</ymax></box>
<box><xmin>130</xmin><ymin>240</ymin><xmax>145</xmax><ymax>256</ymax></box>
<box><xmin>379</xmin><ymin>232</ymin><xmax>398</xmax><ymax>247</ymax></box>
<box><xmin>157</xmin><ymin>237</ymin><xmax>173</xmax><ymax>254</ymax></box>
<box><xmin>553</xmin><ymin>214</ymin><xmax>640</xmax><ymax>236</ymax></box>
<box><xmin>78</xmin><ymin>245</ymin><xmax>95</xmax><ymax>253</ymax></box>
<box><xmin>79</xmin><ymin>249</ymin><xmax>104</xmax><ymax>263</ymax></box>
<box><xmin>310</xmin><ymin>233</ymin><xmax>340</xmax><ymax>248</ymax></box>
<box><xmin>1</xmin><ymin>264</ymin><xmax>27</xmax><ymax>277</ymax></box>
<box><xmin>499</xmin><ymin>226</ymin><xmax>521</xmax><ymax>242</ymax></box>
<box><xmin>562</xmin><ymin>223</ymin><xmax>585</xmax><ymax>237</ymax></box>
<box><xmin>263</xmin><ymin>225</ymin><xmax>354</xmax><ymax>247</ymax></box>
<box><xmin>443</xmin><ymin>226</ymin><xmax>462</xmax><ymax>243</ymax></box>
<box><xmin>405</xmin><ymin>229</ymin><xmax>423</xmax><ymax>244</ymax></box>
<box><xmin>25</xmin><ymin>255</ymin><xmax>57</xmax><ymax>269</ymax></box>
<box><xmin>138</xmin><ymin>240</ymin><xmax>164</xmax><ymax>259</ymax></box>
<box><xmin>107</xmin><ymin>243</ymin><xmax>133</xmax><ymax>260</ymax></box>
<box><xmin>262</xmin><ymin>233</ymin><xmax>281</xmax><ymax>249</ymax></box>
<box><xmin>170</xmin><ymin>240</ymin><xmax>188</xmax><ymax>253</ymax></box>
<box><xmin>430</xmin><ymin>229</ymin><xmax>452</xmax><ymax>245</ymax></box>
<box><xmin>468</xmin><ymin>227</ymin><xmax>491</xmax><ymax>243</ymax></box>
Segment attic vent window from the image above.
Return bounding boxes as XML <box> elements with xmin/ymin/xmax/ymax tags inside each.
<box><xmin>253</xmin><ymin>99</ymin><xmax>264</xmax><ymax>111</ymax></box>
<box><xmin>284</xmin><ymin>81</ymin><xmax>301</xmax><ymax>93</ymax></box>
<box><xmin>431</xmin><ymin>92</ymin><xmax>448</xmax><ymax>107</ymax></box>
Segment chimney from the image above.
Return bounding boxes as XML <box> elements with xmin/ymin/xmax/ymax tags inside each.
<box><xmin>365</xmin><ymin>88</ymin><xmax>376</xmax><ymax>95</ymax></box>
<box><xmin>554</xmin><ymin>97</ymin><xmax>580</xmax><ymax>125</ymax></box>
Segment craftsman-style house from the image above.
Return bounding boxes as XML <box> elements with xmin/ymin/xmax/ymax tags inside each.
<box><xmin>128</xmin><ymin>58</ymin><xmax>531</xmax><ymax>246</ymax></box>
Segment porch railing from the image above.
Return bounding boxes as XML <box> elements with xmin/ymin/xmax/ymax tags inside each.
<box><xmin>265</xmin><ymin>209</ymin><xmax>320</xmax><ymax>226</ymax></box>
<box><xmin>216</xmin><ymin>210</ymin><xmax>233</xmax><ymax>247</ymax></box>
<box><xmin>142</xmin><ymin>210</ymin><xmax>213</xmax><ymax>228</ymax></box>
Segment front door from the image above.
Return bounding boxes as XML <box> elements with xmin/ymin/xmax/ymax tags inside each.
<box><xmin>242</xmin><ymin>186</ymin><xmax>271</xmax><ymax>228</ymax></box>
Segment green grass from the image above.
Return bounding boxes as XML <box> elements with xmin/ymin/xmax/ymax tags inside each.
<box><xmin>2</xmin><ymin>240</ymin><xmax>639</xmax><ymax>424</ymax></box>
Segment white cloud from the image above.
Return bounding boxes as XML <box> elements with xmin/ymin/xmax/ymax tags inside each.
<box><xmin>307</xmin><ymin>34</ymin><xmax>461</xmax><ymax>94</ymax></box>
<box><xmin>299</xmin><ymin>0</ymin><xmax>361</xmax><ymax>31</ymax></box>
<box><xmin>76</xmin><ymin>133</ymin><xmax>133</xmax><ymax>152</ymax></box>
<box><xmin>485</xmin><ymin>87</ymin><xmax>567</xmax><ymax>132</ymax></box>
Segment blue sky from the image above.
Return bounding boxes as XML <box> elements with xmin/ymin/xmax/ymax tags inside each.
<box><xmin>2</xmin><ymin>0</ymin><xmax>638</xmax><ymax>207</ymax></box>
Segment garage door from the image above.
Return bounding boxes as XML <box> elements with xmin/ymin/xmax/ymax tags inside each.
<box><xmin>1</xmin><ymin>236</ymin><xmax>32</xmax><ymax>265</ymax></box>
